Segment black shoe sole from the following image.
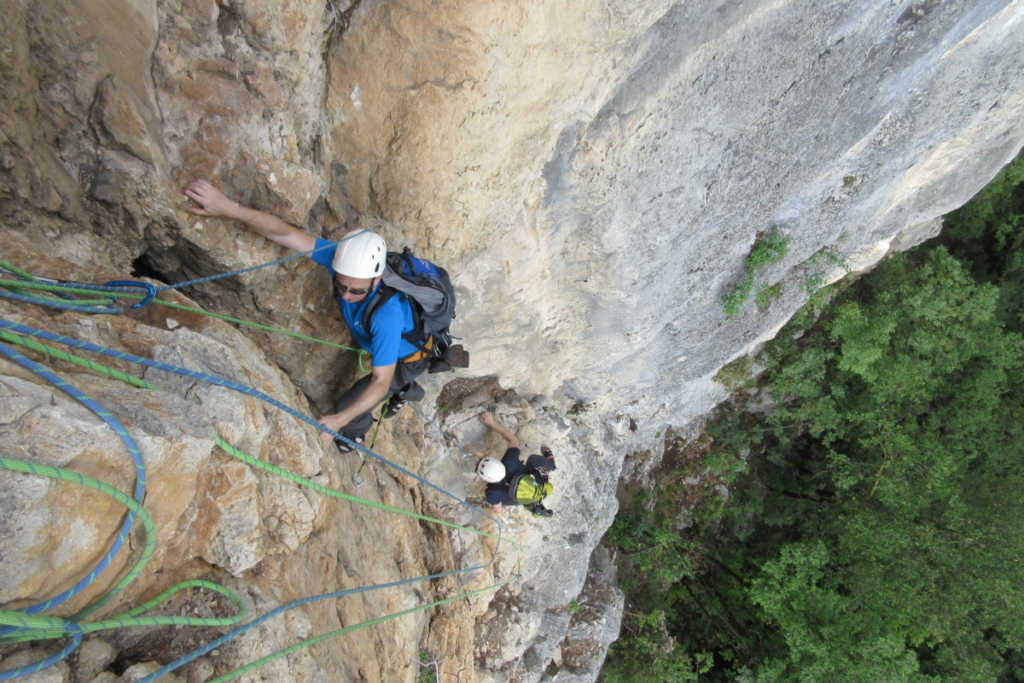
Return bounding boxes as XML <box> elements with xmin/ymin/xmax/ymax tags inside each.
<box><xmin>335</xmin><ymin>437</ymin><xmax>363</xmax><ymax>453</ymax></box>
<box><xmin>382</xmin><ymin>407</ymin><xmax>404</xmax><ymax>419</ymax></box>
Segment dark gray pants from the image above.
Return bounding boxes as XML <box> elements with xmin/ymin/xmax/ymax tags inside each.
<box><xmin>332</xmin><ymin>358</ymin><xmax>429</xmax><ymax>440</ymax></box>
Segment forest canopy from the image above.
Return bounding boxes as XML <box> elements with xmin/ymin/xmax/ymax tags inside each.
<box><xmin>602</xmin><ymin>151</ymin><xmax>1024</xmax><ymax>683</ymax></box>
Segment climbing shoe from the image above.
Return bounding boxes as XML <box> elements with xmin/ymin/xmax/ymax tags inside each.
<box><xmin>428</xmin><ymin>345</ymin><xmax>470</xmax><ymax>374</ymax></box>
<box><xmin>335</xmin><ymin>436</ymin><xmax>363</xmax><ymax>454</ymax></box>
<box><xmin>444</xmin><ymin>344</ymin><xmax>470</xmax><ymax>368</ymax></box>
<box><xmin>381</xmin><ymin>395</ymin><xmax>406</xmax><ymax>419</ymax></box>
<box><xmin>528</xmin><ymin>503</ymin><xmax>554</xmax><ymax>518</ymax></box>
<box><xmin>541</xmin><ymin>446</ymin><xmax>554</xmax><ymax>459</ymax></box>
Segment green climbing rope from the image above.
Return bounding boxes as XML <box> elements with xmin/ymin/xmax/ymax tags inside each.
<box><xmin>0</xmin><ymin>273</ymin><xmax>369</xmax><ymax>364</ymax></box>
<box><xmin>0</xmin><ymin>457</ymin><xmax>246</xmax><ymax>642</ymax></box>
<box><xmin>216</xmin><ymin>437</ymin><xmax>518</xmax><ymax>545</ymax></box>
<box><xmin>0</xmin><ymin>329</ymin><xmax>157</xmax><ymax>390</ymax></box>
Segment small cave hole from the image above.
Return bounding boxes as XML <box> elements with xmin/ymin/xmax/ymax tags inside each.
<box><xmin>131</xmin><ymin>251</ymin><xmax>170</xmax><ymax>285</ymax></box>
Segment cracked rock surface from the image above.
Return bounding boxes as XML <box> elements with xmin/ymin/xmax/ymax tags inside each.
<box><xmin>2</xmin><ymin>0</ymin><xmax>1023</xmax><ymax>680</ymax></box>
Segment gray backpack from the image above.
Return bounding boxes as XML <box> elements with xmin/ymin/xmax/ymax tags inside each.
<box><xmin>362</xmin><ymin>248</ymin><xmax>468</xmax><ymax>371</ymax></box>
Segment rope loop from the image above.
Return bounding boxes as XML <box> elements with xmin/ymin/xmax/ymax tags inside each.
<box><xmin>104</xmin><ymin>280</ymin><xmax>158</xmax><ymax>308</ymax></box>
<box><xmin>0</xmin><ymin>244</ymin><xmax>519</xmax><ymax>682</ymax></box>
<box><xmin>0</xmin><ymin>620</ymin><xmax>83</xmax><ymax>681</ymax></box>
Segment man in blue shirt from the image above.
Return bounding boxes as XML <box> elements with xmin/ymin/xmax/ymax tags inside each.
<box><xmin>184</xmin><ymin>179</ymin><xmax>429</xmax><ymax>451</ymax></box>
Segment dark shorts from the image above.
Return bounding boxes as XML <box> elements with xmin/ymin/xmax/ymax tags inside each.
<box><xmin>331</xmin><ymin>357</ymin><xmax>429</xmax><ymax>440</ymax></box>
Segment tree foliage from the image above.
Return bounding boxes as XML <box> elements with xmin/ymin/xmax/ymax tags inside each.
<box><xmin>603</xmin><ymin>151</ymin><xmax>1024</xmax><ymax>682</ymax></box>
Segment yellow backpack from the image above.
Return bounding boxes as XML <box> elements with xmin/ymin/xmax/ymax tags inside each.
<box><xmin>509</xmin><ymin>472</ymin><xmax>553</xmax><ymax>505</ymax></box>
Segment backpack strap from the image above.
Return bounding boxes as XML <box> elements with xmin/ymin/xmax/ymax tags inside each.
<box><xmin>399</xmin><ymin>247</ymin><xmax>417</xmax><ymax>275</ymax></box>
<box><xmin>361</xmin><ymin>284</ymin><xmax>439</xmax><ymax>362</ymax></box>
<box><xmin>507</xmin><ymin>472</ymin><xmax>526</xmax><ymax>498</ymax></box>
<box><xmin>360</xmin><ymin>284</ymin><xmax>399</xmax><ymax>332</ymax></box>
<box><xmin>507</xmin><ymin>472</ymin><xmax>532</xmax><ymax>505</ymax></box>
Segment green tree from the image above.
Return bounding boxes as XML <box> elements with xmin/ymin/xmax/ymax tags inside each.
<box><xmin>747</xmin><ymin>541</ymin><xmax>934</xmax><ymax>683</ymax></box>
<box><xmin>748</xmin><ymin>247</ymin><xmax>1024</xmax><ymax>682</ymax></box>
<box><xmin>940</xmin><ymin>151</ymin><xmax>1024</xmax><ymax>333</ymax></box>
<box><xmin>604</xmin><ymin>152</ymin><xmax>1024</xmax><ymax>682</ymax></box>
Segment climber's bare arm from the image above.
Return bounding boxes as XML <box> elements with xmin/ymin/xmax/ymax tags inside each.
<box><xmin>184</xmin><ymin>179</ymin><xmax>315</xmax><ymax>254</ymax></box>
<box><xmin>480</xmin><ymin>411</ymin><xmax>519</xmax><ymax>449</ymax></box>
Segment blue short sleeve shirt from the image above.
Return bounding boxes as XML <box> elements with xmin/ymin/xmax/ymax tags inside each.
<box><xmin>311</xmin><ymin>238</ymin><xmax>418</xmax><ymax>366</ymax></box>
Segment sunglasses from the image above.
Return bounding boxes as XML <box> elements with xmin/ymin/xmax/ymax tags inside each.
<box><xmin>333</xmin><ymin>281</ymin><xmax>372</xmax><ymax>297</ymax></box>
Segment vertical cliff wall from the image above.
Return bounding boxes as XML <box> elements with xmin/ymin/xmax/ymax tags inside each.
<box><xmin>2</xmin><ymin>0</ymin><xmax>1023</xmax><ymax>681</ymax></box>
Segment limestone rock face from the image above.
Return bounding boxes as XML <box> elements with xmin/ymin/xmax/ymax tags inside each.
<box><xmin>2</xmin><ymin>0</ymin><xmax>1024</xmax><ymax>681</ymax></box>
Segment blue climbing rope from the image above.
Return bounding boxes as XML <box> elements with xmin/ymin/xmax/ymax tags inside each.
<box><xmin>0</xmin><ymin>621</ymin><xmax>83</xmax><ymax>680</ymax></box>
<box><xmin>0</xmin><ymin>286</ymin><xmax>122</xmax><ymax>314</ymax></box>
<box><xmin>0</xmin><ymin>319</ymin><xmax>487</xmax><ymax>516</ymax></box>
<box><xmin>0</xmin><ymin>232</ymin><xmax>507</xmax><ymax>680</ymax></box>
<box><xmin>0</xmin><ymin>238</ymin><xmax>341</xmax><ymax>314</ymax></box>
<box><xmin>0</xmin><ymin>320</ymin><xmax>513</xmax><ymax>679</ymax></box>
<box><xmin>138</xmin><ymin>569</ymin><xmax>503</xmax><ymax>683</ymax></box>
<box><xmin>155</xmin><ymin>239</ymin><xmax>339</xmax><ymax>292</ymax></box>
<box><xmin>0</xmin><ymin>343</ymin><xmax>146</xmax><ymax>621</ymax></box>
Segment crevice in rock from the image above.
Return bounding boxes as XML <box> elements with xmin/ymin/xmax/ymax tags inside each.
<box><xmin>130</xmin><ymin>249</ymin><xmax>170</xmax><ymax>285</ymax></box>
<box><xmin>216</xmin><ymin>2</ymin><xmax>249</xmax><ymax>53</ymax></box>
<box><xmin>324</xmin><ymin>0</ymin><xmax>361</xmax><ymax>55</ymax></box>
<box><xmin>436</xmin><ymin>376</ymin><xmax>519</xmax><ymax>414</ymax></box>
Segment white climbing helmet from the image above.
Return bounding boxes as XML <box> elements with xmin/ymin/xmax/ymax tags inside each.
<box><xmin>331</xmin><ymin>229</ymin><xmax>387</xmax><ymax>279</ymax></box>
<box><xmin>476</xmin><ymin>457</ymin><xmax>506</xmax><ymax>483</ymax></box>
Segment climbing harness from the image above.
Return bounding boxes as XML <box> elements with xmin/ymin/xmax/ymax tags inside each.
<box><xmin>0</xmin><ymin>249</ymin><xmax>518</xmax><ymax>681</ymax></box>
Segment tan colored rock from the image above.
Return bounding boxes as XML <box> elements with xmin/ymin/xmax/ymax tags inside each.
<box><xmin>197</xmin><ymin>457</ymin><xmax>263</xmax><ymax>575</ymax></box>
<box><xmin>90</xmin><ymin>76</ymin><xmax>166</xmax><ymax>167</ymax></box>
<box><xmin>3</xmin><ymin>0</ymin><xmax>1024</xmax><ymax>682</ymax></box>
<box><xmin>120</xmin><ymin>661</ymin><xmax>183</xmax><ymax>682</ymax></box>
<box><xmin>0</xmin><ymin>649</ymin><xmax>69</xmax><ymax>682</ymax></box>
<box><xmin>76</xmin><ymin>639</ymin><xmax>118</xmax><ymax>682</ymax></box>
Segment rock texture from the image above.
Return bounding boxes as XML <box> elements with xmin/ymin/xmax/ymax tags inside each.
<box><xmin>2</xmin><ymin>0</ymin><xmax>1024</xmax><ymax>681</ymax></box>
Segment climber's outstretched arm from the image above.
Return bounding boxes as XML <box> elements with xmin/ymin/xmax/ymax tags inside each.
<box><xmin>480</xmin><ymin>411</ymin><xmax>519</xmax><ymax>449</ymax></box>
<box><xmin>184</xmin><ymin>179</ymin><xmax>316</xmax><ymax>254</ymax></box>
